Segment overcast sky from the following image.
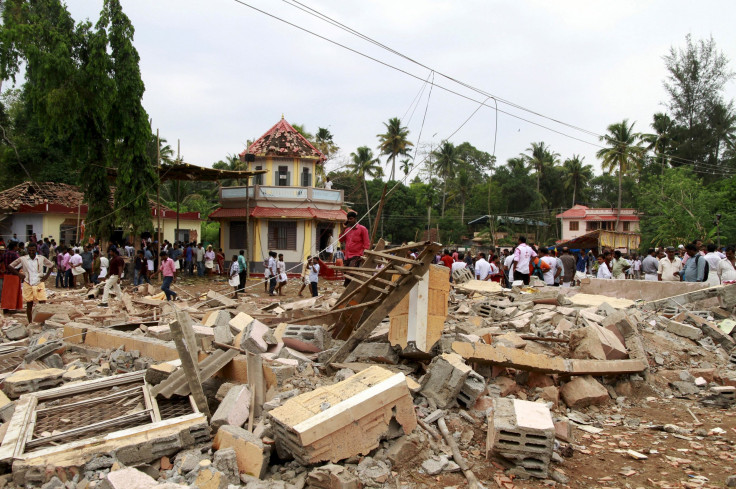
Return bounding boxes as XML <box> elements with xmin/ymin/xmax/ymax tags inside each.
<box><xmin>62</xmin><ymin>0</ymin><xmax>736</xmax><ymax>178</ymax></box>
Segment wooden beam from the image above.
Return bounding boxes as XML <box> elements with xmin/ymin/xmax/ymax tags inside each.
<box><xmin>364</xmin><ymin>250</ymin><xmax>421</xmax><ymax>266</ymax></box>
<box><xmin>168</xmin><ymin>310</ymin><xmax>210</xmax><ymax>419</ymax></box>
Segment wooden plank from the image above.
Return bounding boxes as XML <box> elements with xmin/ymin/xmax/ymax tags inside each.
<box><xmin>121</xmin><ymin>293</ymin><xmax>139</xmax><ymax>315</ymax></box>
<box><xmin>285</xmin><ymin>299</ymin><xmax>381</xmax><ymax>325</ymax></box>
<box><xmin>364</xmin><ymin>250</ymin><xmax>421</xmax><ymax>266</ymax></box>
<box><xmin>327</xmin><ymin>245</ymin><xmax>440</xmax><ymax>365</ymax></box>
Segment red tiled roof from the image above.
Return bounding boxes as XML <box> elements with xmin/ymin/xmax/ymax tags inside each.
<box><xmin>555</xmin><ymin>205</ymin><xmax>588</xmax><ymax>218</ymax></box>
<box><xmin>209</xmin><ymin>206</ymin><xmax>346</xmax><ymax>222</ymax></box>
<box><xmin>241</xmin><ymin>118</ymin><xmax>326</xmax><ymax>162</ymax></box>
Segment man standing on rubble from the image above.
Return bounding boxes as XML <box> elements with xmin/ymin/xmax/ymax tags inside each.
<box><xmin>153</xmin><ymin>250</ymin><xmax>178</xmax><ymax>301</ymax></box>
<box><xmin>560</xmin><ymin>247</ymin><xmax>576</xmax><ymax>287</ymax></box>
<box><xmin>338</xmin><ymin>210</ymin><xmax>370</xmax><ymax>286</ymax></box>
<box><xmin>7</xmin><ymin>242</ymin><xmax>55</xmax><ymax>323</ymax></box>
<box><xmin>100</xmin><ymin>247</ymin><xmax>124</xmax><ymax>307</ymax></box>
<box><xmin>641</xmin><ymin>248</ymin><xmax>660</xmax><ymax>281</ymax></box>
<box><xmin>512</xmin><ymin>236</ymin><xmax>536</xmax><ymax>285</ymax></box>
<box><xmin>658</xmin><ymin>246</ymin><xmax>682</xmax><ymax>281</ymax></box>
<box><xmin>539</xmin><ymin>248</ymin><xmax>559</xmax><ymax>286</ymax></box>
<box><xmin>610</xmin><ymin>250</ymin><xmax>631</xmax><ymax>279</ymax></box>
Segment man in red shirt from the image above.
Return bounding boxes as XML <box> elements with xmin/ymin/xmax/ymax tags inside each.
<box><xmin>440</xmin><ymin>249</ymin><xmax>454</xmax><ymax>268</ymax></box>
<box><xmin>100</xmin><ymin>247</ymin><xmax>125</xmax><ymax>307</ymax></box>
<box><xmin>338</xmin><ymin>211</ymin><xmax>371</xmax><ymax>286</ymax></box>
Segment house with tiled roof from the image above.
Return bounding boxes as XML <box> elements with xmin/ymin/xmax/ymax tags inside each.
<box><xmin>556</xmin><ymin>205</ymin><xmax>640</xmax><ymax>242</ymax></box>
<box><xmin>209</xmin><ymin>117</ymin><xmax>345</xmax><ymax>272</ymax></box>
<box><xmin>0</xmin><ymin>181</ymin><xmax>202</xmax><ymax>244</ymax></box>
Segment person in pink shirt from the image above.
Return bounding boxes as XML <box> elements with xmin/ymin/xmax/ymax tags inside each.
<box><xmin>153</xmin><ymin>250</ymin><xmax>178</xmax><ymax>301</ymax></box>
<box><xmin>338</xmin><ymin>211</ymin><xmax>371</xmax><ymax>286</ymax></box>
<box><xmin>61</xmin><ymin>249</ymin><xmax>72</xmax><ymax>289</ymax></box>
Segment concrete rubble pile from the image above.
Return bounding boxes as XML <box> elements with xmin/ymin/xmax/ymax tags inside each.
<box><xmin>0</xmin><ymin>274</ymin><xmax>735</xmax><ymax>488</ymax></box>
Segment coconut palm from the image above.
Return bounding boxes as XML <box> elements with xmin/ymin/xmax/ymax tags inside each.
<box><xmin>347</xmin><ymin>146</ymin><xmax>382</xmax><ymax>230</ymax></box>
<box><xmin>449</xmin><ymin>168</ymin><xmax>472</xmax><ymax>224</ymax></box>
<box><xmin>399</xmin><ymin>158</ymin><xmax>412</xmax><ymax>176</ymax></box>
<box><xmin>523</xmin><ymin>142</ymin><xmax>559</xmax><ymax>194</ymax></box>
<box><xmin>377</xmin><ymin>117</ymin><xmax>413</xmax><ymax>181</ymax></box>
<box><xmin>640</xmin><ymin>112</ymin><xmax>676</xmax><ymax>174</ymax></box>
<box><xmin>562</xmin><ymin>155</ymin><xmax>593</xmax><ymax>207</ymax></box>
<box><xmin>431</xmin><ymin>141</ymin><xmax>464</xmax><ymax>217</ymax></box>
<box><xmin>596</xmin><ymin>119</ymin><xmax>646</xmax><ymax>228</ymax></box>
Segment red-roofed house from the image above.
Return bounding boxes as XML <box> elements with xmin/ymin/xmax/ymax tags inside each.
<box><xmin>556</xmin><ymin>205</ymin><xmax>640</xmax><ymax>241</ymax></box>
<box><xmin>210</xmin><ymin>117</ymin><xmax>345</xmax><ymax>272</ymax></box>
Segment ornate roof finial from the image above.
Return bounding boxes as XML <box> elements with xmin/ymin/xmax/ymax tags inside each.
<box><xmin>281</xmin><ymin>113</ymin><xmax>284</xmax><ymax>120</ymax></box>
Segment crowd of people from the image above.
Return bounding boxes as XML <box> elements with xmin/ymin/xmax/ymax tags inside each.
<box><xmin>434</xmin><ymin>236</ymin><xmax>736</xmax><ymax>288</ymax></box>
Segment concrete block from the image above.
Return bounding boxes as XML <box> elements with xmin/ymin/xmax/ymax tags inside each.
<box><xmin>3</xmin><ymin>368</ymin><xmax>64</xmax><ymax>398</ymax></box>
<box><xmin>307</xmin><ymin>464</ymin><xmax>361</xmax><ymax>489</ymax></box>
<box><xmin>193</xmin><ymin>463</ymin><xmax>229</xmax><ymax>489</ymax></box>
<box><xmin>420</xmin><ymin>353</ymin><xmax>472</xmax><ymax>408</ymax></box>
<box><xmin>212</xmin><ymin>425</ymin><xmax>270</xmax><ymax>479</ymax></box>
<box><xmin>240</xmin><ymin>320</ymin><xmax>269</xmax><ymax>353</ymax></box>
<box><xmin>229</xmin><ymin>312</ymin><xmax>254</xmax><ymax>334</ymax></box>
<box><xmin>145</xmin><ymin>360</ymin><xmax>181</xmax><ymax>385</ymax></box>
<box><xmin>268</xmin><ymin>366</ymin><xmax>416</xmax><ymax>465</ymax></box>
<box><xmin>487</xmin><ymin>398</ymin><xmax>554</xmax><ymax>478</ymax></box>
<box><xmin>344</xmin><ymin>342</ymin><xmax>399</xmax><ymax>365</ymax></box>
<box><xmin>24</xmin><ymin>340</ymin><xmax>63</xmax><ymax>363</ymax></box>
<box><xmin>3</xmin><ymin>322</ymin><xmax>28</xmax><ymax>340</ymax></box>
<box><xmin>539</xmin><ymin>386</ymin><xmax>559</xmax><ymax>408</ymax></box>
<box><xmin>276</xmin><ymin>346</ymin><xmax>312</xmax><ymax>364</ymax></box>
<box><xmin>212</xmin><ymin>448</ymin><xmax>240</xmax><ymax>486</ymax></box>
<box><xmin>662</xmin><ymin>318</ymin><xmax>703</xmax><ymax>340</ymax></box>
<box><xmin>594</xmin><ymin>325</ymin><xmax>628</xmax><ymax>360</ymax></box>
<box><xmin>568</xmin><ymin>326</ymin><xmax>605</xmax><ymax>361</ymax></box>
<box><xmin>579</xmin><ymin>310</ymin><xmax>605</xmax><ymax>324</ymax></box>
<box><xmin>281</xmin><ymin>324</ymin><xmax>328</xmax><ymax>353</ymax></box>
<box><xmin>211</xmin><ymin>385</ymin><xmax>251</xmax><ymax>430</ymax></box>
<box><xmin>214</xmin><ymin>323</ymin><xmax>234</xmax><ymax>346</ymax></box>
<box><xmin>457</xmin><ymin>369</ymin><xmax>486</xmax><ymax>408</ymax></box>
<box><xmin>560</xmin><ymin>376</ymin><xmax>609</xmax><ymax>408</ymax></box>
<box><xmin>99</xmin><ymin>468</ymin><xmax>160</xmax><ymax>489</ymax></box>
<box><xmin>554</xmin><ymin>318</ymin><xmax>574</xmax><ymax>335</ymax></box>
<box><xmin>62</xmin><ymin>367</ymin><xmax>87</xmax><ymax>382</ymax></box>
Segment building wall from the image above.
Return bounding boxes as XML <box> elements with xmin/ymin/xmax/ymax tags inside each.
<box><xmin>155</xmin><ymin>218</ymin><xmax>202</xmax><ymax>244</ymax></box>
<box><xmin>249</xmin><ymin>157</ymin><xmax>318</xmax><ymax>187</ymax></box>
<box><xmin>560</xmin><ymin>218</ymin><xmax>640</xmax><ymax>241</ymax></box>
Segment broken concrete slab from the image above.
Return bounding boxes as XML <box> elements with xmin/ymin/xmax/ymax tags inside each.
<box><xmin>229</xmin><ymin>312</ymin><xmax>254</xmax><ymax>334</ymax></box>
<box><xmin>31</xmin><ymin>304</ymin><xmax>81</xmax><ymax>324</ymax></box>
<box><xmin>212</xmin><ymin>425</ymin><xmax>270</xmax><ymax>479</ymax></box>
<box><xmin>206</xmin><ymin>290</ymin><xmax>237</xmax><ymax>308</ymax></box>
<box><xmin>452</xmin><ymin>341</ymin><xmax>648</xmax><ymax>376</ymax></box>
<box><xmin>3</xmin><ymin>369</ymin><xmax>64</xmax><ymax>398</ymax></box>
<box><xmin>268</xmin><ymin>366</ymin><xmax>416</xmax><ymax>465</ymax></box>
<box><xmin>560</xmin><ymin>376</ymin><xmax>609</xmax><ymax>408</ymax></box>
<box><xmin>240</xmin><ymin>320</ymin><xmax>269</xmax><ymax>354</ymax></box>
<box><xmin>420</xmin><ymin>353</ymin><xmax>472</xmax><ymax>409</ymax></box>
<box><xmin>594</xmin><ymin>324</ymin><xmax>628</xmax><ymax>360</ymax></box>
<box><xmin>660</xmin><ymin>317</ymin><xmax>703</xmax><ymax>340</ymax></box>
<box><xmin>211</xmin><ymin>384</ymin><xmax>251</xmax><ymax>430</ymax></box>
<box><xmin>487</xmin><ymin>398</ymin><xmax>555</xmax><ymax>478</ymax></box>
<box><xmin>344</xmin><ymin>342</ymin><xmax>399</xmax><ymax>365</ymax></box>
<box><xmin>568</xmin><ymin>326</ymin><xmax>606</xmax><ymax>360</ymax></box>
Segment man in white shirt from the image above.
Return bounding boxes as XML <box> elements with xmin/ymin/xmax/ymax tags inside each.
<box><xmin>704</xmin><ymin>244</ymin><xmax>722</xmax><ymax>285</ymax></box>
<box><xmin>8</xmin><ymin>242</ymin><xmax>55</xmax><ymax>323</ymax></box>
<box><xmin>474</xmin><ymin>253</ymin><xmax>491</xmax><ymax>281</ymax></box>
<box><xmin>539</xmin><ymin>247</ymin><xmax>559</xmax><ymax>286</ymax></box>
<box><xmin>308</xmin><ymin>256</ymin><xmax>320</xmax><ymax>297</ymax></box>
<box><xmin>658</xmin><ymin>246</ymin><xmax>682</xmax><ymax>281</ymax></box>
<box><xmin>451</xmin><ymin>252</ymin><xmax>468</xmax><ymax>279</ymax></box>
<box><xmin>267</xmin><ymin>251</ymin><xmax>278</xmax><ymax>296</ymax></box>
<box><xmin>503</xmin><ymin>248</ymin><xmax>515</xmax><ymax>287</ymax></box>
<box><xmin>324</xmin><ymin>177</ymin><xmax>333</xmax><ymax>190</ymax></box>
<box><xmin>512</xmin><ymin>236</ymin><xmax>536</xmax><ymax>285</ymax></box>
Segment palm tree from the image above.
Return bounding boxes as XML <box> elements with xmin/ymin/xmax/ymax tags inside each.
<box><xmin>449</xmin><ymin>169</ymin><xmax>472</xmax><ymax>224</ymax></box>
<box><xmin>291</xmin><ymin>123</ymin><xmax>314</xmax><ymax>142</ymax></box>
<box><xmin>596</xmin><ymin>119</ymin><xmax>646</xmax><ymax>228</ymax></box>
<box><xmin>523</xmin><ymin>142</ymin><xmax>559</xmax><ymax>194</ymax></box>
<box><xmin>562</xmin><ymin>155</ymin><xmax>593</xmax><ymax>207</ymax></box>
<box><xmin>347</xmin><ymin>146</ymin><xmax>381</xmax><ymax>230</ymax></box>
<box><xmin>708</xmin><ymin>102</ymin><xmax>736</xmax><ymax>165</ymax></box>
<box><xmin>431</xmin><ymin>141</ymin><xmax>464</xmax><ymax>217</ymax></box>
<box><xmin>399</xmin><ymin>158</ymin><xmax>412</xmax><ymax>176</ymax></box>
<box><xmin>314</xmin><ymin>127</ymin><xmax>338</xmax><ymax>158</ymax></box>
<box><xmin>377</xmin><ymin>117</ymin><xmax>413</xmax><ymax>181</ymax></box>
<box><xmin>640</xmin><ymin>112</ymin><xmax>676</xmax><ymax>174</ymax></box>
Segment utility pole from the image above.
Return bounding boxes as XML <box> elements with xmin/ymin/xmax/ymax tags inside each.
<box><xmin>176</xmin><ymin>139</ymin><xmax>180</xmax><ymax>243</ymax></box>
<box><xmin>156</xmin><ymin>129</ymin><xmax>161</xmax><ymax>249</ymax></box>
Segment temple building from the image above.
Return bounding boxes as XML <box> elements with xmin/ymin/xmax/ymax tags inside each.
<box><xmin>209</xmin><ymin>117</ymin><xmax>346</xmax><ymax>273</ymax></box>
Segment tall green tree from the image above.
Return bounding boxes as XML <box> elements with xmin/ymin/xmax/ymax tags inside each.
<box><xmin>101</xmin><ymin>0</ymin><xmax>156</xmax><ymax>238</ymax></box>
<box><xmin>596</xmin><ymin>119</ymin><xmax>646</xmax><ymax>228</ymax></box>
<box><xmin>377</xmin><ymin>117</ymin><xmax>413</xmax><ymax>181</ymax></box>
<box><xmin>523</xmin><ymin>141</ymin><xmax>558</xmax><ymax>195</ymax></box>
<box><xmin>347</xmin><ymin>146</ymin><xmax>381</xmax><ymax>231</ymax></box>
<box><xmin>562</xmin><ymin>155</ymin><xmax>593</xmax><ymax>207</ymax></box>
<box><xmin>431</xmin><ymin>141</ymin><xmax>463</xmax><ymax>217</ymax></box>
<box><xmin>640</xmin><ymin>112</ymin><xmax>677</xmax><ymax>175</ymax></box>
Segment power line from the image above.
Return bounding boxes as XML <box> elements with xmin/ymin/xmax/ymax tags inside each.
<box><xmin>251</xmin><ymin>0</ymin><xmax>736</xmax><ymax>177</ymax></box>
